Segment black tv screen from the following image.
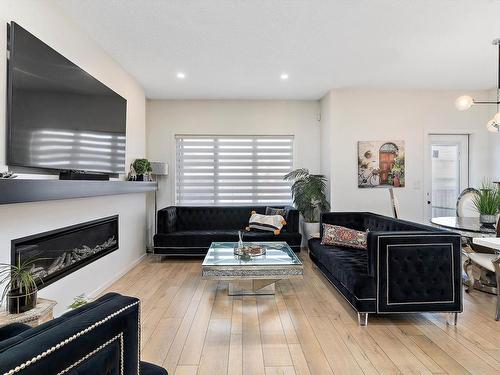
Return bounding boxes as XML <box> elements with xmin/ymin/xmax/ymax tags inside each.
<box><xmin>7</xmin><ymin>22</ymin><xmax>127</xmax><ymax>174</ymax></box>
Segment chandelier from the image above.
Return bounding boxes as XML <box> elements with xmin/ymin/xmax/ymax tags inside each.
<box><xmin>455</xmin><ymin>39</ymin><xmax>500</xmax><ymax>133</ymax></box>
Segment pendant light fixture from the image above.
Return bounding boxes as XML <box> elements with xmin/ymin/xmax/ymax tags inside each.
<box><xmin>455</xmin><ymin>39</ymin><xmax>500</xmax><ymax>133</ymax></box>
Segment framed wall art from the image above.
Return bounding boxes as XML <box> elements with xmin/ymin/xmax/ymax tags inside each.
<box><xmin>358</xmin><ymin>140</ymin><xmax>405</xmax><ymax>188</ymax></box>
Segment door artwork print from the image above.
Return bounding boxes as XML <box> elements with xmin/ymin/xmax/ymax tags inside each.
<box><xmin>358</xmin><ymin>140</ymin><xmax>405</xmax><ymax>188</ymax></box>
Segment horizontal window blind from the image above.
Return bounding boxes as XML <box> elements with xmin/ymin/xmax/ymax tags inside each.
<box><xmin>175</xmin><ymin>135</ymin><xmax>294</xmax><ymax>206</ymax></box>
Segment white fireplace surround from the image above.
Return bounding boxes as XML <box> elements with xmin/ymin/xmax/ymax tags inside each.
<box><xmin>0</xmin><ymin>1</ymin><xmax>147</xmax><ymax>315</ymax></box>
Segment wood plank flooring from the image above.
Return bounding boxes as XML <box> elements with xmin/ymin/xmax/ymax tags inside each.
<box><xmin>104</xmin><ymin>252</ymin><xmax>500</xmax><ymax>375</ymax></box>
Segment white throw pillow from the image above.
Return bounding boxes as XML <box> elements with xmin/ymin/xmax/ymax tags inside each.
<box><xmin>247</xmin><ymin>212</ymin><xmax>286</xmax><ymax>235</ymax></box>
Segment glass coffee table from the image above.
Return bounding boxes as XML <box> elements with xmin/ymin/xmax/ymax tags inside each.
<box><xmin>202</xmin><ymin>242</ymin><xmax>303</xmax><ymax>296</ymax></box>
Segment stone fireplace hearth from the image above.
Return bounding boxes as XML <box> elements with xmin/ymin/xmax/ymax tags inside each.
<box><xmin>11</xmin><ymin>216</ymin><xmax>119</xmax><ymax>289</ymax></box>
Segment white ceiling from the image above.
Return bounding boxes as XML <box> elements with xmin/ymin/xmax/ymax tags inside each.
<box><xmin>55</xmin><ymin>0</ymin><xmax>500</xmax><ymax>100</ymax></box>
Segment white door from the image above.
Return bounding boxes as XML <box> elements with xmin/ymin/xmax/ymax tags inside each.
<box><xmin>425</xmin><ymin>134</ymin><xmax>469</xmax><ymax>220</ymax></box>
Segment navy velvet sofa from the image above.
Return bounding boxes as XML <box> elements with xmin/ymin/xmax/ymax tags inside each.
<box><xmin>0</xmin><ymin>293</ymin><xmax>167</xmax><ymax>375</ymax></box>
<box><xmin>308</xmin><ymin>212</ymin><xmax>463</xmax><ymax>325</ymax></box>
<box><xmin>154</xmin><ymin>205</ymin><xmax>301</xmax><ymax>256</ymax></box>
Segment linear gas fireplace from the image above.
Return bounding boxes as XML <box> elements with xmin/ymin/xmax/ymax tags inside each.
<box><xmin>11</xmin><ymin>215</ymin><xmax>119</xmax><ymax>290</ymax></box>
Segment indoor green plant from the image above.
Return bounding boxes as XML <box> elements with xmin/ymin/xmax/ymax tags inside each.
<box><xmin>131</xmin><ymin>158</ymin><xmax>152</xmax><ymax>181</ymax></box>
<box><xmin>68</xmin><ymin>294</ymin><xmax>89</xmax><ymax>310</ymax></box>
<box><xmin>284</xmin><ymin>168</ymin><xmax>330</xmax><ymax>239</ymax></box>
<box><xmin>472</xmin><ymin>181</ymin><xmax>500</xmax><ymax>224</ymax></box>
<box><xmin>0</xmin><ymin>259</ymin><xmax>42</xmax><ymax>314</ymax></box>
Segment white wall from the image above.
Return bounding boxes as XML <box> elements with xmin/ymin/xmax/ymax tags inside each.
<box><xmin>320</xmin><ymin>91</ymin><xmax>334</xmax><ymax>203</ymax></box>
<box><xmin>0</xmin><ymin>0</ymin><xmax>147</xmax><ymax>315</ymax></box>
<box><xmin>488</xmin><ymin>90</ymin><xmax>500</xmax><ymax>181</ymax></box>
<box><xmin>321</xmin><ymin>89</ymin><xmax>495</xmax><ymax>222</ymax></box>
<box><xmin>491</xmin><ymin>138</ymin><xmax>500</xmax><ymax>181</ymax></box>
<box><xmin>147</xmin><ymin>100</ymin><xmax>321</xmax><ymax>209</ymax></box>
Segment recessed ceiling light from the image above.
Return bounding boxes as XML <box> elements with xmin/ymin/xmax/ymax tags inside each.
<box><xmin>280</xmin><ymin>73</ymin><xmax>289</xmax><ymax>80</ymax></box>
<box><xmin>177</xmin><ymin>72</ymin><xmax>186</xmax><ymax>79</ymax></box>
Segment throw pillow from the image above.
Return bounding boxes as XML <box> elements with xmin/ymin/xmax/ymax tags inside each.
<box><xmin>265</xmin><ymin>207</ymin><xmax>287</xmax><ymax>217</ymax></box>
<box><xmin>246</xmin><ymin>211</ymin><xmax>286</xmax><ymax>235</ymax></box>
<box><xmin>321</xmin><ymin>224</ymin><xmax>367</xmax><ymax>249</ymax></box>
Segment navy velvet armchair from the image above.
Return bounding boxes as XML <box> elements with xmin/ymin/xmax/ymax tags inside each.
<box><xmin>0</xmin><ymin>293</ymin><xmax>167</xmax><ymax>375</ymax></box>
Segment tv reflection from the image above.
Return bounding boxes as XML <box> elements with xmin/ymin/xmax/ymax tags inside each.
<box><xmin>26</xmin><ymin>128</ymin><xmax>126</xmax><ymax>173</ymax></box>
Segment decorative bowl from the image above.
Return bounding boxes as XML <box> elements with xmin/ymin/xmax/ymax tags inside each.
<box><xmin>234</xmin><ymin>245</ymin><xmax>266</xmax><ymax>257</ymax></box>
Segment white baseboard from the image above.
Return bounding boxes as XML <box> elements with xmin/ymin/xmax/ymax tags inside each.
<box><xmin>87</xmin><ymin>253</ymin><xmax>147</xmax><ymax>299</ymax></box>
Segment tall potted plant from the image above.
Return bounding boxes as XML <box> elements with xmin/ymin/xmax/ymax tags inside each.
<box><xmin>472</xmin><ymin>181</ymin><xmax>500</xmax><ymax>224</ymax></box>
<box><xmin>284</xmin><ymin>168</ymin><xmax>330</xmax><ymax>239</ymax></box>
<box><xmin>0</xmin><ymin>260</ymin><xmax>41</xmax><ymax>314</ymax></box>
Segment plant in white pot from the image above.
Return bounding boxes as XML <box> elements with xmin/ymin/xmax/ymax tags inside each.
<box><xmin>472</xmin><ymin>181</ymin><xmax>500</xmax><ymax>224</ymax></box>
<box><xmin>284</xmin><ymin>168</ymin><xmax>330</xmax><ymax>239</ymax></box>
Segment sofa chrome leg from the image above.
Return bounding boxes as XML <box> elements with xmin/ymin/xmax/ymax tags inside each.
<box><xmin>463</xmin><ymin>258</ymin><xmax>474</xmax><ymax>293</ymax></box>
<box><xmin>357</xmin><ymin>312</ymin><xmax>368</xmax><ymax>326</ymax></box>
<box><xmin>496</xmin><ymin>296</ymin><xmax>500</xmax><ymax>321</ymax></box>
<box><xmin>494</xmin><ymin>256</ymin><xmax>500</xmax><ymax>321</ymax></box>
<box><xmin>446</xmin><ymin>312</ymin><xmax>458</xmax><ymax>326</ymax></box>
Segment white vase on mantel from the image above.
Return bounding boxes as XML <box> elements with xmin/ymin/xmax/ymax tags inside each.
<box><xmin>302</xmin><ymin>221</ymin><xmax>320</xmax><ymax>240</ymax></box>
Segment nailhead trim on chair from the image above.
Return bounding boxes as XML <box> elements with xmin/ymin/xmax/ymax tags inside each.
<box><xmin>138</xmin><ymin>301</ymin><xmax>141</xmax><ymax>375</ymax></box>
<box><xmin>3</xmin><ymin>300</ymin><xmax>140</xmax><ymax>375</ymax></box>
<box><xmin>56</xmin><ymin>333</ymin><xmax>124</xmax><ymax>375</ymax></box>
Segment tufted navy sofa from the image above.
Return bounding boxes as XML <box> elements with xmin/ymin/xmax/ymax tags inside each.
<box><xmin>308</xmin><ymin>212</ymin><xmax>462</xmax><ymax>325</ymax></box>
<box><xmin>154</xmin><ymin>205</ymin><xmax>301</xmax><ymax>256</ymax></box>
<box><xmin>0</xmin><ymin>293</ymin><xmax>167</xmax><ymax>375</ymax></box>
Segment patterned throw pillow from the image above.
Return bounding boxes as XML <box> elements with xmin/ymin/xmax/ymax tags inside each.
<box><xmin>247</xmin><ymin>212</ymin><xmax>286</xmax><ymax>235</ymax></box>
<box><xmin>321</xmin><ymin>224</ymin><xmax>367</xmax><ymax>250</ymax></box>
<box><xmin>265</xmin><ymin>207</ymin><xmax>287</xmax><ymax>217</ymax></box>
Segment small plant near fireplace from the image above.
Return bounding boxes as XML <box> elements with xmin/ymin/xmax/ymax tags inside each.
<box><xmin>0</xmin><ymin>259</ymin><xmax>43</xmax><ymax>314</ymax></box>
<box><xmin>68</xmin><ymin>294</ymin><xmax>89</xmax><ymax>310</ymax></box>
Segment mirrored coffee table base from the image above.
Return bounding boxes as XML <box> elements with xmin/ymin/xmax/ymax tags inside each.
<box><xmin>228</xmin><ymin>279</ymin><xmax>277</xmax><ymax>296</ymax></box>
<box><xmin>202</xmin><ymin>242</ymin><xmax>304</xmax><ymax>296</ymax></box>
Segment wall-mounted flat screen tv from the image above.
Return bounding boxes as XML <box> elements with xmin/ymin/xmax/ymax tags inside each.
<box><xmin>7</xmin><ymin>22</ymin><xmax>127</xmax><ymax>174</ymax></box>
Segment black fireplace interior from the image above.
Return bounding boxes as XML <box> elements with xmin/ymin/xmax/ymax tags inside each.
<box><xmin>11</xmin><ymin>215</ymin><xmax>119</xmax><ymax>290</ymax></box>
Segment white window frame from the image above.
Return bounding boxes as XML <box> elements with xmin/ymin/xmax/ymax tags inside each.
<box><xmin>175</xmin><ymin>135</ymin><xmax>294</xmax><ymax>206</ymax></box>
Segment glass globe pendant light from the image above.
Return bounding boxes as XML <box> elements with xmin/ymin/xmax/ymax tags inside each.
<box><xmin>490</xmin><ymin>76</ymin><xmax>500</xmax><ymax>132</ymax></box>
<box><xmin>454</xmin><ymin>95</ymin><xmax>474</xmax><ymax>111</ymax></box>
<box><xmin>455</xmin><ymin>38</ymin><xmax>500</xmax><ymax>133</ymax></box>
<box><xmin>487</xmin><ymin>119</ymin><xmax>499</xmax><ymax>133</ymax></box>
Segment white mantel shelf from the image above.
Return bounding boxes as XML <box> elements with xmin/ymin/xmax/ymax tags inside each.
<box><xmin>0</xmin><ymin>179</ymin><xmax>157</xmax><ymax>205</ymax></box>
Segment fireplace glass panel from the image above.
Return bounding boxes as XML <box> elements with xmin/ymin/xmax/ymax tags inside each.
<box><xmin>11</xmin><ymin>215</ymin><xmax>119</xmax><ymax>289</ymax></box>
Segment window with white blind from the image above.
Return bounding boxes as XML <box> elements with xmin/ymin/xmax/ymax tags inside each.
<box><xmin>175</xmin><ymin>135</ymin><xmax>294</xmax><ymax>206</ymax></box>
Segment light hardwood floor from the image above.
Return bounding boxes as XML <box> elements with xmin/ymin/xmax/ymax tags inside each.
<box><xmin>104</xmin><ymin>251</ymin><xmax>500</xmax><ymax>375</ymax></box>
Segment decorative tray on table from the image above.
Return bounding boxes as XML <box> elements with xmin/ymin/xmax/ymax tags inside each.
<box><xmin>234</xmin><ymin>244</ymin><xmax>266</xmax><ymax>257</ymax></box>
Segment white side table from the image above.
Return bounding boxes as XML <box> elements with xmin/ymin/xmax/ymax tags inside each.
<box><xmin>0</xmin><ymin>298</ymin><xmax>57</xmax><ymax>328</ymax></box>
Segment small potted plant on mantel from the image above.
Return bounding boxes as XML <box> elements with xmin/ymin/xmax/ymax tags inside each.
<box><xmin>284</xmin><ymin>168</ymin><xmax>330</xmax><ymax>240</ymax></box>
<box><xmin>473</xmin><ymin>181</ymin><xmax>500</xmax><ymax>224</ymax></box>
<box><xmin>0</xmin><ymin>260</ymin><xmax>42</xmax><ymax>314</ymax></box>
<box><xmin>128</xmin><ymin>158</ymin><xmax>152</xmax><ymax>181</ymax></box>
